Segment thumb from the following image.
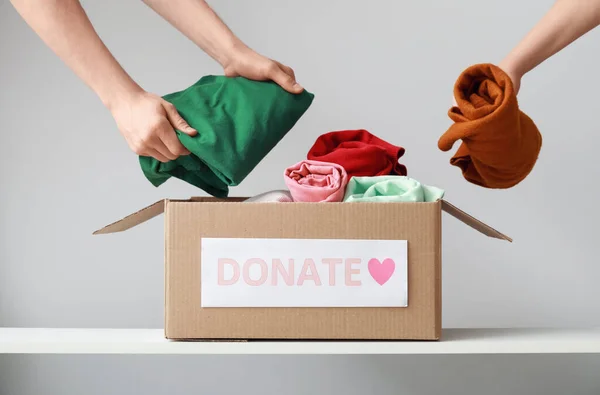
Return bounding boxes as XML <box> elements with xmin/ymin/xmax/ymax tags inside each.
<box><xmin>269</xmin><ymin>65</ymin><xmax>303</xmax><ymax>94</ymax></box>
<box><xmin>163</xmin><ymin>102</ymin><xmax>197</xmax><ymax>136</ymax></box>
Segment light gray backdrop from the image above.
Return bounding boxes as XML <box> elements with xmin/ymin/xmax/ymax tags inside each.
<box><xmin>1</xmin><ymin>0</ymin><xmax>599</xmax><ymax>394</ymax></box>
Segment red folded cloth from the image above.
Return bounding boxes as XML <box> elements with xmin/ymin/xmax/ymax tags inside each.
<box><xmin>307</xmin><ymin>130</ymin><xmax>407</xmax><ymax>178</ymax></box>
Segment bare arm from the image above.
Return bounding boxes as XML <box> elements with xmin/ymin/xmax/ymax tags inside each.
<box><xmin>141</xmin><ymin>0</ymin><xmax>239</xmax><ymax>68</ymax></box>
<box><xmin>10</xmin><ymin>0</ymin><xmax>244</xmax><ymax>163</ymax></box>
<box><xmin>9</xmin><ymin>0</ymin><xmax>143</xmax><ymax>110</ymax></box>
<box><xmin>10</xmin><ymin>0</ymin><xmax>301</xmax><ymax>163</ymax></box>
<box><xmin>500</xmin><ymin>0</ymin><xmax>600</xmax><ymax>93</ymax></box>
<box><xmin>141</xmin><ymin>0</ymin><xmax>303</xmax><ymax>93</ymax></box>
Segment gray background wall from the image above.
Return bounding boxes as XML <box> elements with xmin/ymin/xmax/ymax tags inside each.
<box><xmin>1</xmin><ymin>0</ymin><xmax>599</xmax><ymax>394</ymax></box>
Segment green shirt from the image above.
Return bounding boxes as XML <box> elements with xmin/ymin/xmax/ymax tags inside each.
<box><xmin>139</xmin><ymin>75</ymin><xmax>315</xmax><ymax>197</ymax></box>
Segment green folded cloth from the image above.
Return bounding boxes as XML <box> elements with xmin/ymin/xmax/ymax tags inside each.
<box><xmin>139</xmin><ymin>75</ymin><xmax>315</xmax><ymax>197</ymax></box>
<box><xmin>343</xmin><ymin>176</ymin><xmax>445</xmax><ymax>202</ymax></box>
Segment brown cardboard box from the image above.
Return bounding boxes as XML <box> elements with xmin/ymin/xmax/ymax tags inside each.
<box><xmin>94</xmin><ymin>197</ymin><xmax>510</xmax><ymax>341</ymax></box>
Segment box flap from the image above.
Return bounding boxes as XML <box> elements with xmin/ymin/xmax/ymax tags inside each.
<box><xmin>93</xmin><ymin>199</ymin><xmax>166</xmax><ymax>235</ymax></box>
<box><xmin>441</xmin><ymin>200</ymin><xmax>512</xmax><ymax>242</ymax></box>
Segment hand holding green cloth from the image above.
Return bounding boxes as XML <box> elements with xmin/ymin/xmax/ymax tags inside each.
<box><xmin>343</xmin><ymin>176</ymin><xmax>445</xmax><ymax>203</ymax></box>
<box><xmin>139</xmin><ymin>75</ymin><xmax>315</xmax><ymax>197</ymax></box>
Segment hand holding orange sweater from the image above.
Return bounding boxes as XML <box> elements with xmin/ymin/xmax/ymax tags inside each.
<box><xmin>438</xmin><ymin>63</ymin><xmax>542</xmax><ymax>189</ymax></box>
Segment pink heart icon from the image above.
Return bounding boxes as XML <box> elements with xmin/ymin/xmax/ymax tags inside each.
<box><xmin>368</xmin><ymin>258</ymin><xmax>395</xmax><ymax>285</ymax></box>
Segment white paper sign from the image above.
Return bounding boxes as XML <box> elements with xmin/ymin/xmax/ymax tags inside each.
<box><xmin>200</xmin><ymin>237</ymin><xmax>407</xmax><ymax>308</ymax></box>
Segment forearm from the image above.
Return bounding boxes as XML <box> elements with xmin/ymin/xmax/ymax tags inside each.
<box><xmin>141</xmin><ymin>0</ymin><xmax>242</xmax><ymax>68</ymax></box>
<box><xmin>9</xmin><ymin>0</ymin><xmax>143</xmax><ymax>110</ymax></box>
<box><xmin>501</xmin><ymin>0</ymin><xmax>600</xmax><ymax>76</ymax></box>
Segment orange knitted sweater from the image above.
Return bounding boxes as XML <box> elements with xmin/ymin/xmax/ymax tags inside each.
<box><xmin>438</xmin><ymin>63</ymin><xmax>542</xmax><ymax>189</ymax></box>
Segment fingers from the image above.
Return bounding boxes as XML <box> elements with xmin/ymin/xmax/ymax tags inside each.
<box><xmin>163</xmin><ymin>101</ymin><xmax>197</xmax><ymax>136</ymax></box>
<box><xmin>118</xmin><ymin>91</ymin><xmax>196</xmax><ymax>163</ymax></box>
<box><xmin>133</xmin><ymin>137</ymin><xmax>173</xmax><ymax>163</ymax></box>
<box><xmin>267</xmin><ymin>62</ymin><xmax>303</xmax><ymax>94</ymax></box>
<box><xmin>158</xmin><ymin>119</ymin><xmax>191</xmax><ymax>157</ymax></box>
<box><xmin>132</xmin><ymin>119</ymin><xmax>191</xmax><ymax>162</ymax></box>
<box><xmin>137</xmin><ymin>140</ymin><xmax>184</xmax><ymax>163</ymax></box>
<box><xmin>150</xmin><ymin>136</ymin><xmax>178</xmax><ymax>162</ymax></box>
<box><xmin>145</xmin><ymin>148</ymin><xmax>170</xmax><ymax>163</ymax></box>
<box><xmin>274</xmin><ymin>60</ymin><xmax>296</xmax><ymax>81</ymax></box>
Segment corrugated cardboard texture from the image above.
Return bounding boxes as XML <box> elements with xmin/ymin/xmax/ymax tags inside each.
<box><xmin>94</xmin><ymin>196</ymin><xmax>510</xmax><ymax>341</ymax></box>
<box><xmin>164</xmin><ymin>200</ymin><xmax>442</xmax><ymax>340</ymax></box>
<box><xmin>93</xmin><ymin>200</ymin><xmax>165</xmax><ymax>235</ymax></box>
<box><xmin>441</xmin><ymin>201</ymin><xmax>512</xmax><ymax>242</ymax></box>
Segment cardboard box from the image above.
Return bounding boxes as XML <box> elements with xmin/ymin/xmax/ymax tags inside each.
<box><xmin>94</xmin><ymin>197</ymin><xmax>510</xmax><ymax>341</ymax></box>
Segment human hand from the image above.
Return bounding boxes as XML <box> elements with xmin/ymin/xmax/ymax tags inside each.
<box><xmin>110</xmin><ymin>91</ymin><xmax>197</xmax><ymax>162</ymax></box>
<box><xmin>499</xmin><ymin>62</ymin><xmax>522</xmax><ymax>96</ymax></box>
<box><xmin>222</xmin><ymin>45</ymin><xmax>304</xmax><ymax>94</ymax></box>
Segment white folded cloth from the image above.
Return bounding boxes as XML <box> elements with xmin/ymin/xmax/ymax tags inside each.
<box><xmin>244</xmin><ymin>190</ymin><xmax>294</xmax><ymax>203</ymax></box>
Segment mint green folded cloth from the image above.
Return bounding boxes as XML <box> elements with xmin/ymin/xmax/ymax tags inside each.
<box><xmin>139</xmin><ymin>75</ymin><xmax>315</xmax><ymax>197</ymax></box>
<box><xmin>343</xmin><ymin>176</ymin><xmax>445</xmax><ymax>202</ymax></box>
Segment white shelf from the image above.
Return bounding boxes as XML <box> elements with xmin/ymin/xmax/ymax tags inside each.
<box><xmin>1</xmin><ymin>328</ymin><xmax>599</xmax><ymax>354</ymax></box>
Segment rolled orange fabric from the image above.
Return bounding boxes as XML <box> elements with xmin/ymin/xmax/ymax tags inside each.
<box><xmin>438</xmin><ymin>63</ymin><xmax>542</xmax><ymax>189</ymax></box>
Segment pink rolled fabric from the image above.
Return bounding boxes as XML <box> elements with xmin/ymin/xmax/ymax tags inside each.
<box><xmin>284</xmin><ymin>160</ymin><xmax>349</xmax><ymax>202</ymax></box>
